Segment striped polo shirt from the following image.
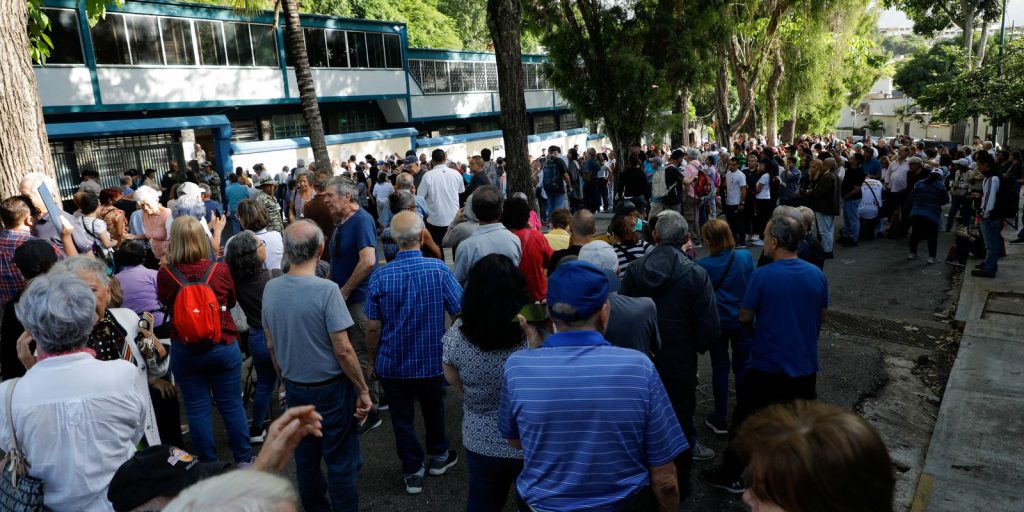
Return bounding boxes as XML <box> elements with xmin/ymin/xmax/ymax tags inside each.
<box><xmin>498</xmin><ymin>330</ymin><xmax>688</xmax><ymax>512</ymax></box>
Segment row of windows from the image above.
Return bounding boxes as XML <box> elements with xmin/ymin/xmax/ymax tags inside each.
<box><xmin>38</xmin><ymin>9</ymin><xmax>401</xmax><ymax>70</ymax></box>
<box><xmin>409</xmin><ymin>60</ymin><xmax>551</xmax><ymax>94</ymax></box>
<box><xmin>293</xmin><ymin>29</ymin><xmax>402</xmax><ymax>69</ymax></box>
<box><xmin>270</xmin><ymin>110</ymin><xmax>386</xmax><ymax>139</ymax></box>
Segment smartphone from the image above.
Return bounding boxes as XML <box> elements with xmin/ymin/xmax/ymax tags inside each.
<box><xmin>37</xmin><ymin>182</ymin><xmax>66</xmax><ymax>231</ymax></box>
<box><xmin>517</xmin><ymin>303</ymin><xmax>549</xmax><ymax>323</ymax></box>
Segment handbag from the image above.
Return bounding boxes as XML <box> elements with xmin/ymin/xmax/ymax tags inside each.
<box><xmin>0</xmin><ymin>379</ymin><xmax>45</xmax><ymax>511</ymax></box>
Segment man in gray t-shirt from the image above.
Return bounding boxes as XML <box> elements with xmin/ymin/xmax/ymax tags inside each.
<box><xmin>261</xmin><ymin>220</ymin><xmax>370</xmax><ymax>511</ymax></box>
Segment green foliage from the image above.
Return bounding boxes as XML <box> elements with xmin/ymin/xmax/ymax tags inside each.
<box><xmin>305</xmin><ymin>0</ymin><xmax>463</xmax><ymax>49</ymax></box>
<box><xmin>28</xmin><ymin>0</ymin><xmax>122</xmax><ymax>63</ymax></box>
<box><xmin>880</xmin><ymin>33</ymin><xmax>928</xmax><ymax>56</ymax></box>
<box><xmin>882</xmin><ymin>0</ymin><xmax>1002</xmax><ymax>37</ymax></box>
<box><xmin>915</xmin><ymin>39</ymin><xmax>1024</xmax><ymax>123</ymax></box>
<box><xmin>893</xmin><ymin>41</ymin><xmax>962</xmax><ymax>99</ymax></box>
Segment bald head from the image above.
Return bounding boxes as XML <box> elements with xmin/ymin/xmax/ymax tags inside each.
<box><xmin>391</xmin><ymin>211</ymin><xmax>424</xmax><ymax>249</ymax></box>
<box><xmin>283</xmin><ymin>219</ymin><xmax>324</xmax><ymax>265</ymax></box>
<box><xmin>570</xmin><ymin>209</ymin><xmax>596</xmax><ymax>243</ymax></box>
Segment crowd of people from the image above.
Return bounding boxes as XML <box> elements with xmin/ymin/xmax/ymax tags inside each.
<box><xmin>2</xmin><ymin>129</ymin><xmax>1019</xmax><ymax>511</ymax></box>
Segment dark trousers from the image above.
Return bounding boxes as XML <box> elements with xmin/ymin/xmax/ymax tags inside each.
<box><xmin>597</xmin><ymin>178</ymin><xmax>611</xmax><ymax>211</ymax></box>
<box><xmin>909</xmin><ymin>215</ymin><xmax>939</xmax><ymax>258</ymax></box>
<box><xmin>466</xmin><ymin>450</ymin><xmax>523</xmax><ymax>512</ymax></box>
<box><xmin>286</xmin><ymin>378</ymin><xmax>361</xmax><ymax>512</ymax></box>
<box><xmin>708</xmin><ymin>327</ymin><xmax>751</xmax><ymax>424</ymax></box>
<box><xmin>753</xmin><ymin>198</ymin><xmax>774</xmax><ymax>238</ymax></box>
<box><xmin>379</xmin><ymin>375</ymin><xmax>450</xmax><ymax>475</ymax></box>
<box><xmin>662</xmin><ymin>378</ymin><xmax>696</xmax><ymax>493</ymax></box>
<box><xmin>946</xmin><ymin>195</ymin><xmax>973</xmax><ymax>230</ymax></box>
<box><xmin>724</xmin><ymin>204</ymin><xmax>746</xmax><ymax>244</ymax></box>
<box><xmin>720</xmin><ymin>369</ymin><xmax>817</xmax><ymax>479</ymax></box>
<box><xmin>517</xmin><ymin>486</ymin><xmax>656</xmax><ymax>512</ymax></box>
<box><xmin>426</xmin><ymin>223</ymin><xmax>448</xmax><ymax>260</ymax></box>
<box><xmin>150</xmin><ymin>379</ymin><xmax>183</xmax><ymax>447</ymax></box>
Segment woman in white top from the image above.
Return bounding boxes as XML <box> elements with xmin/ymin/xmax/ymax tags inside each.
<box><xmin>233</xmin><ymin>199</ymin><xmax>284</xmax><ymax>270</ymax></box>
<box><xmin>751</xmin><ymin>158</ymin><xmax>774</xmax><ymax>246</ymax></box>
<box><xmin>2</xmin><ymin>272</ymin><xmax>147</xmax><ymax>511</ymax></box>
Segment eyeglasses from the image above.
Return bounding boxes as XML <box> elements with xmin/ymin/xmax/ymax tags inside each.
<box><xmin>257</xmin><ymin>240</ymin><xmax>266</xmax><ymax>249</ymax></box>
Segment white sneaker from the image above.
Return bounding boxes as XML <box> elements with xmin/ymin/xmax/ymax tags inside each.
<box><xmin>693</xmin><ymin>442</ymin><xmax>716</xmax><ymax>461</ymax></box>
<box><xmin>907</xmin><ymin>253</ymin><xmax>918</xmax><ymax>260</ymax></box>
<box><xmin>751</xmin><ymin>239</ymin><xmax>765</xmax><ymax>246</ymax></box>
<box><xmin>928</xmin><ymin>257</ymin><xmax>937</xmax><ymax>264</ymax></box>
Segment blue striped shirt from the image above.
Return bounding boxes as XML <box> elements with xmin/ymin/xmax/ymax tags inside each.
<box><xmin>364</xmin><ymin>250</ymin><xmax>463</xmax><ymax>379</ymax></box>
<box><xmin>498</xmin><ymin>331</ymin><xmax>688</xmax><ymax>511</ymax></box>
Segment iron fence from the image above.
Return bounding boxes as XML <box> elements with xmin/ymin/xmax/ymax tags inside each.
<box><xmin>49</xmin><ymin>133</ymin><xmax>185</xmax><ymax>197</ymax></box>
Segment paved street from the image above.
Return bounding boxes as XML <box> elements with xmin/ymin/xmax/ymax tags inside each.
<box><xmin>197</xmin><ymin>212</ymin><xmax>963</xmax><ymax>511</ymax></box>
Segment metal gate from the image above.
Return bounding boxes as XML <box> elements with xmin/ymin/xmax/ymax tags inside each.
<box><xmin>49</xmin><ymin>133</ymin><xmax>186</xmax><ymax>197</ymax></box>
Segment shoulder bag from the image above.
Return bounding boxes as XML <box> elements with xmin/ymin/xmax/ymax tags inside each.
<box><xmin>0</xmin><ymin>379</ymin><xmax>44</xmax><ymax>511</ymax></box>
<box><xmin>714</xmin><ymin>250</ymin><xmax>736</xmax><ymax>290</ymax></box>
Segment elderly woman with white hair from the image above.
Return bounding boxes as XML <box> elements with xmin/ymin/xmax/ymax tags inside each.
<box><xmin>18</xmin><ymin>256</ymin><xmax>174</xmax><ymax>447</ymax></box>
<box><xmin>125</xmin><ymin>185</ymin><xmax>173</xmax><ymax>262</ymax></box>
<box><xmin>1</xmin><ymin>272</ymin><xmax>147</xmax><ymax>511</ymax></box>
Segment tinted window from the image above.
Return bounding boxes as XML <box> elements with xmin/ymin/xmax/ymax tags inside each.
<box><xmin>433</xmin><ymin>61</ymin><xmax>449</xmax><ymax>93</ymax></box>
<box><xmin>126</xmin><ymin>15</ymin><xmax>162</xmax><ymax>65</ymax></box>
<box><xmin>251</xmin><ymin>24</ymin><xmax>278</xmax><ymax>67</ymax></box>
<box><xmin>196</xmin><ymin>20</ymin><xmax>227</xmax><ymax>66</ymax></box>
<box><xmin>91</xmin><ymin>13</ymin><xmax>130</xmax><ymax>65</ymax></box>
<box><xmin>486</xmin><ymin>62</ymin><xmax>498</xmax><ymax>90</ymax></box>
<box><xmin>366</xmin><ymin>33</ymin><xmax>385</xmax><ymax>68</ymax></box>
<box><xmin>383</xmin><ymin>34</ymin><xmax>401</xmax><ymax>69</ymax></box>
<box><xmin>42</xmin><ymin>9</ymin><xmax>83</xmax><ymax>64</ymax></box>
<box><xmin>225</xmin><ymin>22</ymin><xmax>253</xmax><ymax>66</ymax></box>
<box><xmin>303</xmin><ymin>28</ymin><xmax>328</xmax><ymax>67</ymax></box>
<box><xmin>161</xmin><ymin>17</ymin><xmax>194</xmax><ymax>65</ymax></box>
<box><xmin>420</xmin><ymin>60</ymin><xmax>436</xmax><ymax>93</ymax></box>
<box><xmin>347</xmin><ymin>32</ymin><xmax>367</xmax><ymax>68</ymax></box>
<box><xmin>326</xmin><ymin>29</ymin><xmax>348</xmax><ymax>68</ymax></box>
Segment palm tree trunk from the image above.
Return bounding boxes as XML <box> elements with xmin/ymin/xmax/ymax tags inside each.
<box><xmin>281</xmin><ymin>0</ymin><xmax>330</xmax><ymax>171</ymax></box>
<box><xmin>486</xmin><ymin>0</ymin><xmax>531</xmax><ymax>200</ymax></box>
<box><xmin>765</xmin><ymin>47</ymin><xmax>784</xmax><ymax>147</ymax></box>
<box><xmin>1</xmin><ymin>0</ymin><xmax>55</xmax><ymax>197</ymax></box>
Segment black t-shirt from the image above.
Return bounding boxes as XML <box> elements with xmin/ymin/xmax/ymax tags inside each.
<box><xmin>621</xmin><ymin>167</ymin><xmax>647</xmax><ymax>198</ymax></box>
<box><xmin>841</xmin><ymin>167</ymin><xmax>866</xmax><ymax>199</ymax></box>
<box><xmin>662</xmin><ymin>165</ymin><xmax>683</xmax><ymax>206</ymax></box>
<box><xmin>235</xmin><ymin>269</ymin><xmax>283</xmax><ymax>329</ymax></box>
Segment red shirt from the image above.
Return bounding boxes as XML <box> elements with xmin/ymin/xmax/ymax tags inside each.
<box><xmin>513</xmin><ymin>228</ymin><xmax>553</xmax><ymax>301</ymax></box>
<box><xmin>156</xmin><ymin>259</ymin><xmax>238</xmax><ymax>344</ymax></box>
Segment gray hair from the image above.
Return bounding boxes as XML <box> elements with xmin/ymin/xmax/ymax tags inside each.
<box><xmin>20</xmin><ymin>172</ymin><xmax>60</xmax><ymax>203</ymax></box>
<box><xmin>654</xmin><ymin>210</ymin><xmax>689</xmax><ymax>246</ymax></box>
<box><xmin>388</xmin><ymin>190</ymin><xmax>416</xmax><ymax>215</ymax></box>
<box><xmin>172</xmin><ymin>196</ymin><xmax>207</xmax><ymax>221</ymax></box>
<box><xmin>907</xmin><ymin>156</ymin><xmax>923</xmax><ymax>165</ymax></box>
<box><xmin>796</xmin><ymin>206</ymin><xmax>815</xmax><ymax>231</ymax></box>
<box><xmin>767</xmin><ymin>214</ymin><xmax>804</xmax><ymax>252</ymax></box>
<box><xmin>162</xmin><ymin>470</ymin><xmax>297</xmax><ymax>512</ymax></box>
<box><xmin>686</xmin><ymin>148</ymin><xmax>701</xmax><ymax>160</ymax></box>
<box><xmin>283</xmin><ymin>219</ymin><xmax>324</xmax><ymax>265</ymax></box>
<box><xmin>327</xmin><ymin>177</ymin><xmax>359</xmax><ymax>203</ymax></box>
<box><xmin>51</xmin><ymin>255</ymin><xmax>111</xmax><ymax>287</ymax></box>
<box><xmin>312</xmin><ymin>173</ymin><xmax>329</xmax><ymax>192</ymax></box>
<box><xmin>15</xmin><ymin>272</ymin><xmax>97</xmax><ymax>354</ymax></box>
<box><xmin>134</xmin><ymin>185</ymin><xmax>161</xmax><ymax>205</ymax></box>
<box><xmin>395</xmin><ymin>172</ymin><xmax>414</xmax><ymax>191</ymax></box>
<box><xmin>771</xmin><ymin>205</ymin><xmax>802</xmax><ymax>226</ymax></box>
<box><xmin>391</xmin><ymin>211</ymin><xmax>425</xmax><ymax>248</ymax></box>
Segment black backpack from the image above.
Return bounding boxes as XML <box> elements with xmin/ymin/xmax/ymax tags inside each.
<box><xmin>992</xmin><ymin>175</ymin><xmax>1020</xmax><ymax>219</ymax></box>
<box><xmin>542</xmin><ymin>158</ymin><xmax>565</xmax><ymax>196</ymax></box>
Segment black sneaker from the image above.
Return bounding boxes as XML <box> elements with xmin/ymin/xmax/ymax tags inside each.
<box><xmin>358</xmin><ymin>411</ymin><xmax>382</xmax><ymax>435</ymax></box>
<box><xmin>403</xmin><ymin>471</ymin><xmax>425</xmax><ymax>494</ymax></box>
<box><xmin>971</xmin><ymin>269</ymin><xmax>996</xmax><ymax>278</ymax></box>
<box><xmin>704</xmin><ymin>415</ymin><xmax>728</xmax><ymax>435</ymax></box>
<box><xmin>824</xmin><ymin>251</ymin><xmax>835</xmax><ymax>259</ymax></box>
<box><xmin>427</xmin><ymin>450</ymin><xmax>459</xmax><ymax>476</ymax></box>
<box><xmin>701</xmin><ymin>468</ymin><xmax>745</xmax><ymax>494</ymax></box>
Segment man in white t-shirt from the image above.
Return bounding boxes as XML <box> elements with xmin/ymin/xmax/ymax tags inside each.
<box><xmin>723</xmin><ymin>156</ymin><xmax>748</xmax><ymax>246</ymax></box>
<box><xmin>417</xmin><ymin>149</ymin><xmax>465</xmax><ymax>259</ymax></box>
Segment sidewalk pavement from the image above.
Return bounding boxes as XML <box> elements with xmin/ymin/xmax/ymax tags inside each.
<box><xmin>912</xmin><ymin>224</ymin><xmax>1024</xmax><ymax>511</ymax></box>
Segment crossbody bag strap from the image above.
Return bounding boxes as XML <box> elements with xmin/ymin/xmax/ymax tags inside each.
<box><xmin>3</xmin><ymin>377</ymin><xmax>30</xmax><ymax>480</ymax></box>
<box><xmin>714</xmin><ymin>250</ymin><xmax>736</xmax><ymax>290</ymax></box>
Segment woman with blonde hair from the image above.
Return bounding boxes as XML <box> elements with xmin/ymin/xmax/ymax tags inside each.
<box><xmin>697</xmin><ymin>219</ymin><xmax>756</xmax><ymax>435</ymax></box>
<box><xmin>735</xmin><ymin>400</ymin><xmax>895</xmax><ymax>512</ymax></box>
<box><xmin>156</xmin><ymin>216</ymin><xmax>253</xmax><ymax>465</ymax></box>
<box><xmin>125</xmin><ymin>185</ymin><xmax>172</xmax><ymax>262</ymax></box>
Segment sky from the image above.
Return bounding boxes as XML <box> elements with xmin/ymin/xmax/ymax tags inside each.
<box><xmin>880</xmin><ymin>0</ymin><xmax>1024</xmax><ymax>29</ymax></box>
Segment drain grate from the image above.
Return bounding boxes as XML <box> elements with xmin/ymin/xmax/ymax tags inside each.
<box><xmin>983</xmin><ymin>292</ymin><xmax>1024</xmax><ymax>318</ymax></box>
<box><xmin>823</xmin><ymin>310</ymin><xmax>950</xmax><ymax>349</ymax></box>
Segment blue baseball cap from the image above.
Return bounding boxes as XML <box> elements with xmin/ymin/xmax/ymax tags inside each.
<box><xmin>547</xmin><ymin>261</ymin><xmax>610</xmax><ymax>322</ymax></box>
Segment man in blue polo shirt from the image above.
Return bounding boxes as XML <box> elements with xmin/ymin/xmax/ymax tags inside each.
<box><xmin>702</xmin><ymin>214</ymin><xmax>829</xmax><ymax>494</ymax></box>
<box><xmin>499</xmin><ymin>261</ymin><xmax>688</xmax><ymax>512</ymax></box>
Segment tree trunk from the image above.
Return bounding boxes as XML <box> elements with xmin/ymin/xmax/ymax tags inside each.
<box><xmin>975</xmin><ymin>20</ymin><xmax>991</xmax><ymax>68</ymax></box>
<box><xmin>487</xmin><ymin>0</ymin><xmax>532</xmax><ymax>200</ymax></box>
<box><xmin>1</xmin><ymin>0</ymin><xmax>54</xmax><ymax>198</ymax></box>
<box><xmin>713</xmin><ymin>45</ymin><xmax>733</xmax><ymax>150</ymax></box>
<box><xmin>282</xmin><ymin>0</ymin><xmax>330</xmax><ymax>171</ymax></box>
<box><xmin>765</xmin><ymin>47</ymin><xmax>784</xmax><ymax>147</ymax></box>
<box><xmin>680</xmin><ymin>87</ymin><xmax>691</xmax><ymax>147</ymax></box>
<box><xmin>964</xmin><ymin>7</ymin><xmax>976</xmax><ymax>70</ymax></box>
<box><xmin>782</xmin><ymin>90</ymin><xmax>799</xmax><ymax>145</ymax></box>
<box><xmin>609</xmin><ymin>131</ymin><xmax>637</xmax><ymax>202</ymax></box>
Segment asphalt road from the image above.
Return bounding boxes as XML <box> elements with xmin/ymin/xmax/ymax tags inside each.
<box><xmin>195</xmin><ymin>212</ymin><xmax>958</xmax><ymax>511</ymax></box>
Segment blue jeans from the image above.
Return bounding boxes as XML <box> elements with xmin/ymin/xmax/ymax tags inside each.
<box><xmin>379</xmin><ymin>376</ymin><xmax>450</xmax><ymax>475</ymax></box>
<box><xmin>286</xmin><ymin>378</ymin><xmax>361</xmax><ymax>512</ymax></box>
<box><xmin>228</xmin><ymin>214</ymin><xmax>241</xmax><ymax>236</ymax></box>
<box><xmin>842</xmin><ymin>199</ymin><xmax>861</xmax><ymax>241</ymax></box>
<box><xmin>980</xmin><ymin>217</ymin><xmax>1003</xmax><ymax>274</ymax></box>
<box><xmin>466</xmin><ymin>450</ymin><xmax>523</xmax><ymax>512</ymax></box>
<box><xmin>248</xmin><ymin>327</ymin><xmax>278</xmax><ymax>430</ymax></box>
<box><xmin>547</xmin><ymin>193</ymin><xmax>566</xmax><ymax>222</ymax></box>
<box><xmin>815</xmin><ymin>212</ymin><xmax>835</xmax><ymax>252</ymax></box>
<box><xmin>708</xmin><ymin>326</ymin><xmax>751</xmax><ymax>423</ymax></box>
<box><xmin>170</xmin><ymin>341</ymin><xmax>253</xmax><ymax>463</ymax></box>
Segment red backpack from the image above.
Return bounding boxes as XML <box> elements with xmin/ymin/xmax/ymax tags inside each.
<box><xmin>694</xmin><ymin>168</ymin><xmax>713</xmax><ymax>198</ymax></box>
<box><xmin>167</xmin><ymin>263</ymin><xmax>223</xmax><ymax>344</ymax></box>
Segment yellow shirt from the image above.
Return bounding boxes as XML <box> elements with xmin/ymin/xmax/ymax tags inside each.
<box><xmin>544</xmin><ymin>228</ymin><xmax>571</xmax><ymax>251</ymax></box>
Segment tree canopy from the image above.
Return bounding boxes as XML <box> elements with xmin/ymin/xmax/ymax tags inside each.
<box><xmin>914</xmin><ymin>38</ymin><xmax>1024</xmax><ymax>123</ymax></box>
